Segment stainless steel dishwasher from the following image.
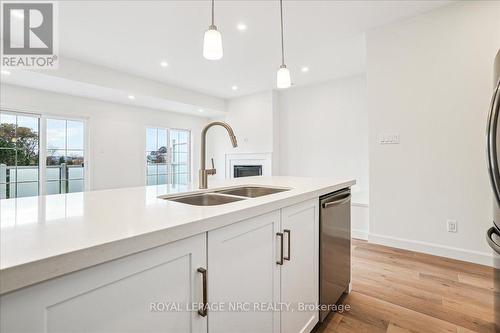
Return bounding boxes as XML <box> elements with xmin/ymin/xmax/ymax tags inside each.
<box><xmin>319</xmin><ymin>188</ymin><xmax>351</xmax><ymax>322</ymax></box>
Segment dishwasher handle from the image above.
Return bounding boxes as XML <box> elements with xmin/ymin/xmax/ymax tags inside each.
<box><xmin>322</xmin><ymin>194</ymin><xmax>351</xmax><ymax>209</ymax></box>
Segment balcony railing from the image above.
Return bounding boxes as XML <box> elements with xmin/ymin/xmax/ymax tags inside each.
<box><xmin>0</xmin><ymin>164</ymin><xmax>84</xmax><ymax>199</ymax></box>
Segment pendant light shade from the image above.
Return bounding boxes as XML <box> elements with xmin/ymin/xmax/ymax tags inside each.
<box><xmin>203</xmin><ymin>26</ymin><xmax>223</xmax><ymax>60</ymax></box>
<box><xmin>277</xmin><ymin>65</ymin><xmax>291</xmax><ymax>89</ymax></box>
<box><xmin>276</xmin><ymin>0</ymin><xmax>291</xmax><ymax>89</ymax></box>
<box><xmin>203</xmin><ymin>0</ymin><xmax>223</xmax><ymax>60</ymax></box>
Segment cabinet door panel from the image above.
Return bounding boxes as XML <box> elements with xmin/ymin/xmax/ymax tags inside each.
<box><xmin>281</xmin><ymin>199</ymin><xmax>319</xmax><ymax>333</ymax></box>
<box><xmin>208</xmin><ymin>211</ymin><xmax>281</xmax><ymax>333</ymax></box>
<box><xmin>0</xmin><ymin>234</ymin><xmax>207</xmax><ymax>333</ymax></box>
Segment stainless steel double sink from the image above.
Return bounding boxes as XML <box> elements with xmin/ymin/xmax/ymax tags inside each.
<box><xmin>160</xmin><ymin>186</ymin><xmax>290</xmax><ymax>206</ymax></box>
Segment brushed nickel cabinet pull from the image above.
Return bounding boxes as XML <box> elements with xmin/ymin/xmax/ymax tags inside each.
<box><xmin>197</xmin><ymin>267</ymin><xmax>207</xmax><ymax>317</ymax></box>
<box><xmin>284</xmin><ymin>229</ymin><xmax>291</xmax><ymax>261</ymax></box>
<box><xmin>276</xmin><ymin>232</ymin><xmax>284</xmax><ymax>265</ymax></box>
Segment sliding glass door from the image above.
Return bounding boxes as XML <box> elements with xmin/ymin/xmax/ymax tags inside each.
<box><xmin>170</xmin><ymin>129</ymin><xmax>190</xmax><ymax>185</ymax></box>
<box><xmin>0</xmin><ymin>112</ymin><xmax>40</xmax><ymax>199</ymax></box>
<box><xmin>46</xmin><ymin>118</ymin><xmax>85</xmax><ymax>195</ymax></box>
<box><xmin>146</xmin><ymin>127</ymin><xmax>190</xmax><ymax>186</ymax></box>
<box><xmin>0</xmin><ymin>110</ymin><xmax>86</xmax><ymax>199</ymax></box>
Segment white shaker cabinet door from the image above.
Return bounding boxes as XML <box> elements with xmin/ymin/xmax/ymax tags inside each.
<box><xmin>208</xmin><ymin>210</ymin><xmax>281</xmax><ymax>333</ymax></box>
<box><xmin>0</xmin><ymin>233</ymin><xmax>207</xmax><ymax>333</ymax></box>
<box><xmin>281</xmin><ymin>199</ymin><xmax>319</xmax><ymax>333</ymax></box>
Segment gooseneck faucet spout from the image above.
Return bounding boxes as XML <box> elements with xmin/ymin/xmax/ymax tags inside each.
<box><xmin>199</xmin><ymin>121</ymin><xmax>238</xmax><ymax>189</ymax></box>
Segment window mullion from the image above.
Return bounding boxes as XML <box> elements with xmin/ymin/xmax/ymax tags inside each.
<box><xmin>166</xmin><ymin>128</ymin><xmax>171</xmax><ymax>185</ymax></box>
<box><xmin>14</xmin><ymin>116</ymin><xmax>18</xmax><ymax>199</ymax></box>
<box><xmin>39</xmin><ymin>117</ymin><xmax>47</xmax><ymax>195</ymax></box>
<box><xmin>156</xmin><ymin>128</ymin><xmax>161</xmax><ymax>185</ymax></box>
<box><xmin>65</xmin><ymin>120</ymin><xmax>68</xmax><ymax>193</ymax></box>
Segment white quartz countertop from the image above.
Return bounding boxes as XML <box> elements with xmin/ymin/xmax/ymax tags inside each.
<box><xmin>0</xmin><ymin>176</ymin><xmax>355</xmax><ymax>294</ymax></box>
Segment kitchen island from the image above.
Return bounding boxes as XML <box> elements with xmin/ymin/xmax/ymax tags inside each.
<box><xmin>0</xmin><ymin>176</ymin><xmax>354</xmax><ymax>333</ymax></box>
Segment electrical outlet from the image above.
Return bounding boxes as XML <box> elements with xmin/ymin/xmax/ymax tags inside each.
<box><xmin>447</xmin><ymin>220</ymin><xmax>458</xmax><ymax>233</ymax></box>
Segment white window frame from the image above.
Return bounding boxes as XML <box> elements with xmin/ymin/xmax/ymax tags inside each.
<box><xmin>42</xmin><ymin>114</ymin><xmax>90</xmax><ymax>195</ymax></box>
<box><xmin>170</xmin><ymin>127</ymin><xmax>192</xmax><ymax>185</ymax></box>
<box><xmin>144</xmin><ymin>126</ymin><xmax>191</xmax><ymax>186</ymax></box>
<box><xmin>0</xmin><ymin>107</ymin><xmax>90</xmax><ymax>197</ymax></box>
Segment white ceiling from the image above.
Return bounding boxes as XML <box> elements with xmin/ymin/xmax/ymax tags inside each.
<box><xmin>42</xmin><ymin>1</ymin><xmax>451</xmax><ymax>98</ymax></box>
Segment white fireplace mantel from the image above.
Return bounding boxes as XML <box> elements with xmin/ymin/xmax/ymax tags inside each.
<box><xmin>225</xmin><ymin>152</ymin><xmax>272</xmax><ymax>179</ymax></box>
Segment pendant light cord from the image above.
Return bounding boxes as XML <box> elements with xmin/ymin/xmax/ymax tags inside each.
<box><xmin>280</xmin><ymin>0</ymin><xmax>285</xmax><ymax>66</ymax></box>
<box><xmin>211</xmin><ymin>0</ymin><xmax>215</xmax><ymax>26</ymax></box>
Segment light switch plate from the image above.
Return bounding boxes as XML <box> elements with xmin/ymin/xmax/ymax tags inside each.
<box><xmin>378</xmin><ymin>133</ymin><xmax>400</xmax><ymax>144</ymax></box>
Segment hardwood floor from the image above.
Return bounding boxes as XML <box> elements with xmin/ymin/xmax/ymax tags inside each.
<box><xmin>316</xmin><ymin>240</ymin><xmax>497</xmax><ymax>333</ymax></box>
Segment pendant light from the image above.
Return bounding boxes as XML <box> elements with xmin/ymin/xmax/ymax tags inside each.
<box><xmin>203</xmin><ymin>0</ymin><xmax>223</xmax><ymax>60</ymax></box>
<box><xmin>276</xmin><ymin>0</ymin><xmax>291</xmax><ymax>89</ymax></box>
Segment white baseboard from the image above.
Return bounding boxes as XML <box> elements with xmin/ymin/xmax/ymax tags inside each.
<box><xmin>368</xmin><ymin>233</ymin><xmax>494</xmax><ymax>267</ymax></box>
<box><xmin>352</xmin><ymin>229</ymin><xmax>369</xmax><ymax>241</ymax></box>
<box><xmin>351</xmin><ymin>204</ymin><xmax>369</xmax><ymax>241</ymax></box>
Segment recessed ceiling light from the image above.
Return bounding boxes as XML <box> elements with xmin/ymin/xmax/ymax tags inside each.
<box><xmin>160</xmin><ymin>61</ymin><xmax>169</xmax><ymax>67</ymax></box>
<box><xmin>236</xmin><ymin>23</ymin><xmax>247</xmax><ymax>31</ymax></box>
<box><xmin>198</xmin><ymin>108</ymin><xmax>204</xmax><ymax>113</ymax></box>
<box><xmin>301</xmin><ymin>66</ymin><xmax>309</xmax><ymax>73</ymax></box>
<box><xmin>1</xmin><ymin>69</ymin><xmax>11</xmax><ymax>75</ymax></box>
<box><xmin>128</xmin><ymin>95</ymin><xmax>135</xmax><ymax>100</ymax></box>
<box><xmin>231</xmin><ymin>85</ymin><xmax>238</xmax><ymax>91</ymax></box>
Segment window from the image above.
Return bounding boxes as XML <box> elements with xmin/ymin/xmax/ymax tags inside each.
<box><xmin>0</xmin><ymin>110</ymin><xmax>86</xmax><ymax>199</ymax></box>
<box><xmin>146</xmin><ymin>127</ymin><xmax>190</xmax><ymax>186</ymax></box>
<box><xmin>46</xmin><ymin>118</ymin><xmax>85</xmax><ymax>195</ymax></box>
<box><xmin>0</xmin><ymin>112</ymin><xmax>40</xmax><ymax>199</ymax></box>
<box><xmin>170</xmin><ymin>129</ymin><xmax>190</xmax><ymax>185</ymax></box>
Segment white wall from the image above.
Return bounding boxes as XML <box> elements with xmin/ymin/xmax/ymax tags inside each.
<box><xmin>206</xmin><ymin>91</ymin><xmax>276</xmax><ymax>179</ymax></box>
<box><xmin>277</xmin><ymin>75</ymin><xmax>369</xmax><ymax>204</ymax></box>
<box><xmin>276</xmin><ymin>75</ymin><xmax>369</xmax><ymax>239</ymax></box>
<box><xmin>0</xmin><ymin>84</ymin><xmax>209</xmax><ymax>191</ymax></box>
<box><xmin>367</xmin><ymin>1</ymin><xmax>500</xmax><ymax>265</ymax></box>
